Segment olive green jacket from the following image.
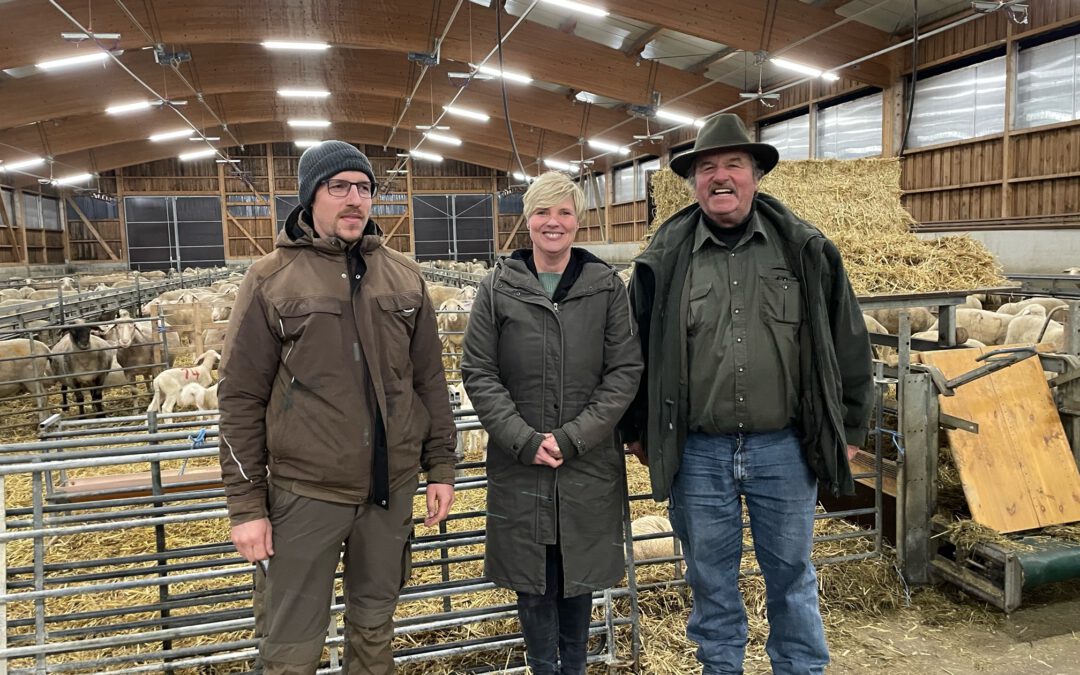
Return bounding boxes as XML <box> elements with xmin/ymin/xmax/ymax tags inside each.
<box><xmin>462</xmin><ymin>249</ymin><xmax>643</xmax><ymax>596</ymax></box>
<box><xmin>620</xmin><ymin>194</ymin><xmax>873</xmax><ymax>499</ymax></box>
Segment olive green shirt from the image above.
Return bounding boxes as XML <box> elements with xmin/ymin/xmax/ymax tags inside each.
<box><xmin>686</xmin><ymin>210</ymin><xmax>802</xmax><ymax>434</ymax></box>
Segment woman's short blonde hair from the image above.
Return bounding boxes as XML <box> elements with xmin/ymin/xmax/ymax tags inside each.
<box><xmin>523</xmin><ymin>171</ymin><xmax>586</xmax><ymax>218</ymax></box>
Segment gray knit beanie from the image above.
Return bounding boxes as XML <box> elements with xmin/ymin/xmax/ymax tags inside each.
<box><xmin>297</xmin><ymin>141</ymin><xmax>377</xmax><ymax>212</ymax></box>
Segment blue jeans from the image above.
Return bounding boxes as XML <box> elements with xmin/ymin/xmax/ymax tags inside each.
<box><xmin>668</xmin><ymin>428</ymin><xmax>828</xmax><ymax>675</ymax></box>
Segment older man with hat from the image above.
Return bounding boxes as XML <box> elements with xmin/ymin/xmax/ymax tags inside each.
<box><xmin>619</xmin><ymin>115</ymin><xmax>873</xmax><ymax>674</ymax></box>
<box><xmin>219</xmin><ymin>140</ymin><xmax>456</xmax><ymax>674</ymax></box>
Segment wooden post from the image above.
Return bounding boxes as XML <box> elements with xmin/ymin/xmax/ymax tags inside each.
<box><xmin>1001</xmin><ymin>23</ymin><xmax>1016</xmax><ymax>220</ymax></box>
<box><xmin>117</xmin><ymin>170</ymin><xmax>129</xmax><ymax>266</ymax></box>
<box><xmin>266</xmin><ymin>143</ymin><xmax>278</xmax><ymax>233</ymax></box>
<box><xmin>405</xmin><ymin>158</ymin><xmax>415</xmax><ymax>256</ymax></box>
<box><xmin>193</xmin><ymin>301</ymin><xmax>205</xmax><ymax>356</ymax></box>
<box><xmin>490</xmin><ymin>175</ymin><xmax>499</xmax><ymax>262</ymax></box>
<box><xmin>60</xmin><ymin>191</ymin><xmax>71</xmax><ymax>265</ymax></box>
<box><xmin>13</xmin><ymin>188</ymin><xmax>30</xmax><ymax>271</ymax></box>
<box><xmin>218</xmin><ymin>162</ymin><xmax>230</xmax><ymax>260</ymax></box>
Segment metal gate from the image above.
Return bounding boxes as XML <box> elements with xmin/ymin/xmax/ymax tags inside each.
<box><xmin>124</xmin><ymin>196</ymin><xmax>226</xmax><ymax>271</ymax></box>
<box><xmin>412</xmin><ymin>194</ymin><xmax>494</xmax><ymax>263</ymax></box>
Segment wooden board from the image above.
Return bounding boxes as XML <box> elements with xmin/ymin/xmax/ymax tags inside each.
<box><xmin>919</xmin><ymin>346</ymin><xmax>1080</xmax><ymax>533</ymax></box>
<box><xmin>51</xmin><ymin>466</ymin><xmax>222</xmax><ymax>504</ymax></box>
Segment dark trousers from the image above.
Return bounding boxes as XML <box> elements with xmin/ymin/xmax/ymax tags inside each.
<box><xmin>515</xmin><ymin>545</ymin><xmax>593</xmax><ymax>675</ymax></box>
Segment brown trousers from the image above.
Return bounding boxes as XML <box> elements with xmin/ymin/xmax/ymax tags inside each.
<box><xmin>253</xmin><ymin>478</ymin><xmax>417</xmax><ymax>674</ymax></box>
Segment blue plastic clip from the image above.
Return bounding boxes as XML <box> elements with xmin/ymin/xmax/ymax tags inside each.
<box><xmin>189</xmin><ymin>427</ymin><xmax>208</xmax><ymax>449</ymax></box>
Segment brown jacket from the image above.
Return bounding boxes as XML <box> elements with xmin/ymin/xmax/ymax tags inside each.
<box><xmin>218</xmin><ymin>209</ymin><xmax>456</xmax><ymax>526</ymax></box>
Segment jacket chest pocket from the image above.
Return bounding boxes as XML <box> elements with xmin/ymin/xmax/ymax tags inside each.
<box><xmin>688</xmin><ymin>282</ymin><xmax>712</xmax><ymax>336</ymax></box>
<box><xmin>376</xmin><ymin>291</ymin><xmax>424</xmax><ymax>369</ymax></box>
<box><xmin>759</xmin><ymin>267</ymin><xmax>801</xmax><ymax>325</ymax></box>
<box><xmin>274</xmin><ymin>296</ymin><xmax>344</xmax><ymax>385</ymax></box>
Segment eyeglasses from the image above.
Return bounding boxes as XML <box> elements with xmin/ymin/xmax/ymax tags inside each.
<box><xmin>323</xmin><ymin>179</ymin><xmax>377</xmax><ymax>199</ymax></box>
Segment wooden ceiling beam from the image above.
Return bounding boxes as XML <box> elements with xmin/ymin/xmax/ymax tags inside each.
<box><xmin>620</xmin><ymin>26</ymin><xmax>662</xmax><ymax>58</ymax></box>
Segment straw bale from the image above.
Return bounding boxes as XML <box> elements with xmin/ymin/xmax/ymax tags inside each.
<box><xmin>647</xmin><ymin>160</ymin><xmax>1008</xmax><ymax>295</ymax></box>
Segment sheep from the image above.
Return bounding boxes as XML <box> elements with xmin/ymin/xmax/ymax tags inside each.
<box><xmin>911</xmin><ymin>330</ymin><xmax>984</xmax><ymax>350</ymax></box>
<box><xmin>102</xmin><ymin>310</ymin><xmax>162</xmax><ymax>393</ymax></box>
<box><xmin>0</xmin><ymin>338</ymin><xmax>54</xmax><ymax>416</ymax></box>
<box><xmin>928</xmin><ymin>308</ymin><xmax>1016</xmax><ymax>346</ymax></box>
<box><xmin>630</xmin><ymin>515</ymin><xmax>677</xmax><ymax>562</ymax></box>
<box><xmin>865</xmin><ymin>307</ymin><xmax>935</xmax><ymax>334</ymax></box>
<box><xmin>449</xmin><ymin>382</ymin><xmax>488</xmax><ymax>463</ymax></box>
<box><xmin>50</xmin><ymin>323</ymin><xmax>121</xmax><ymax>417</ymax></box>
<box><xmin>147</xmin><ymin>349</ymin><xmax>220</xmax><ymax>414</ymax></box>
<box><xmin>1003</xmin><ymin>311</ymin><xmax>1065</xmax><ymax>352</ymax></box>
<box><xmin>177</xmin><ymin>381</ymin><xmax>220</xmax><ymax>412</ymax></box>
<box><xmin>427</xmin><ymin>283</ymin><xmax>464</xmax><ymax>309</ymax></box>
<box><xmin>862</xmin><ymin>314</ymin><xmax>887</xmax><ymax>335</ymax></box>
<box><xmin>997</xmin><ymin>297</ymin><xmax>1065</xmax><ymax>316</ymax></box>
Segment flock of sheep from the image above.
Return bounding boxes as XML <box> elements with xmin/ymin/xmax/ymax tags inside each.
<box><xmin>0</xmin><ymin>269</ymin><xmax>243</xmax><ymax>425</ymax></box>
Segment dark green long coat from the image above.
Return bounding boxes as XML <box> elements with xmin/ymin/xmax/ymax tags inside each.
<box><xmin>461</xmin><ymin>249</ymin><xmax>643</xmax><ymax>597</ymax></box>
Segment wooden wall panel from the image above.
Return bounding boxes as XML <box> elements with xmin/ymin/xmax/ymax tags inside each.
<box><xmin>1011</xmin><ymin>178</ymin><xmax>1080</xmax><ymax>218</ymax></box>
<box><xmin>68</xmin><ymin>219</ymin><xmax>122</xmax><ymax>262</ymax></box>
<box><xmin>1010</xmin><ymin>124</ymin><xmax>1080</xmax><ymax>180</ymax></box>
<box><xmin>609</xmin><ymin>202</ymin><xmax>647</xmax><ymax>243</ymax></box>
<box><xmin>917</xmin><ymin>13</ymin><xmax>1008</xmax><ymax>68</ymax></box>
<box><xmin>904</xmin><ymin>185</ymin><xmax>1002</xmax><ymax>223</ymax></box>
<box><xmin>0</xmin><ymin>227</ymin><xmax>20</xmax><ymax>264</ymax></box>
<box><xmin>901</xmin><ymin>138</ymin><xmax>1003</xmax><ymax>191</ymax></box>
<box><xmin>225</xmin><ymin>218</ymin><xmax>275</xmax><ymax>258</ymax></box>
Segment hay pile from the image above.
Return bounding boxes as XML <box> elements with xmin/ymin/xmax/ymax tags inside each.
<box><xmin>647</xmin><ymin>160</ymin><xmax>1008</xmax><ymax>295</ymax></box>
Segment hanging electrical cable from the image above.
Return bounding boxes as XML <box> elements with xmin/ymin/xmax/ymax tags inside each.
<box><xmin>899</xmin><ymin>0</ymin><xmax>920</xmax><ymax>154</ymax></box>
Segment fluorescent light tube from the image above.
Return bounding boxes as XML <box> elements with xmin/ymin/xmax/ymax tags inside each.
<box><xmin>262</xmin><ymin>41</ymin><xmax>329</xmax><ymax>51</ymax></box>
<box><xmin>443</xmin><ymin>105</ymin><xmax>490</xmax><ymax>122</ymax></box>
<box><xmin>37</xmin><ymin>52</ymin><xmax>109</xmax><ymax>70</ymax></box>
<box><xmin>149</xmin><ymin>129</ymin><xmax>192</xmax><ymax>142</ymax></box>
<box><xmin>540</xmin><ymin>0</ymin><xmax>608</xmax><ymax>17</ymax></box>
<box><xmin>106</xmin><ymin>101</ymin><xmax>152</xmax><ymax>115</ymax></box>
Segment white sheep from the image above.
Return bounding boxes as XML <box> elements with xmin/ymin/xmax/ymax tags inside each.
<box><xmin>147</xmin><ymin>349</ymin><xmax>220</xmax><ymax>414</ymax></box>
<box><xmin>177</xmin><ymin>381</ymin><xmax>220</xmax><ymax>412</ymax></box>
<box><xmin>630</xmin><ymin>515</ymin><xmax>677</xmax><ymax>562</ymax></box>
<box><xmin>1003</xmin><ymin>311</ymin><xmax>1065</xmax><ymax>352</ymax></box>
<box><xmin>865</xmin><ymin>307</ymin><xmax>935</xmax><ymax>334</ymax></box>
<box><xmin>928</xmin><ymin>308</ymin><xmax>1016</xmax><ymax>346</ymax></box>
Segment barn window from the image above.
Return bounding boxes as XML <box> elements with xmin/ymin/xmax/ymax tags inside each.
<box><xmin>816</xmin><ymin>92</ymin><xmax>883</xmax><ymax>159</ymax></box>
<box><xmin>760</xmin><ymin>113</ymin><xmax>810</xmax><ymax>160</ymax></box>
<box><xmin>907</xmin><ymin>55</ymin><xmax>1006</xmax><ymax>147</ymax></box>
<box><xmin>613</xmin><ymin>164</ymin><xmax>635</xmax><ymax>203</ymax></box>
<box><xmin>635</xmin><ymin>158</ymin><xmax>660</xmax><ymax>201</ymax></box>
<box><xmin>1016</xmin><ymin>33</ymin><xmax>1080</xmax><ymax>129</ymax></box>
<box><xmin>41</xmin><ymin>196</ymin><xmax>62</xmax><ymax>231</ymax></box>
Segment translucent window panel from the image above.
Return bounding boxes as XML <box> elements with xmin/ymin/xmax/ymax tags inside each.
<box><xmin>1017</xmin><ymin>35</ymin><xmax>1079</xmax><ymax>128</ymax></box>
<box><xmin>635</xmin><ymin>158</ymin><xmax>660</xmax><ymax>201</ymax></box>
<box><xmin>613</xmin><ymin>165</ymin><xmax>635</xmax><ymax>203</ymax></box>
<box><xmin>41</xmin><ymin>197</ymin><xmax>61</xmax><ymax>231</ymax></box>
<box><xmin>760</xmin><ymin>114</ymin><xmax>810</xmax><ymax>160</ymax></box>
<box><xmin>0</xmin><ymin>189</ymin><xmax>14</xmax><ymax>226</ymax></box>
<box><xmin>909</xmin><ymin>56</ymin><xmax>1005</xmax><ymax>147</ymax></box>
<box><xmin>816</xmin><ymin>93</ymin><xmax>883</xmax><ymax>159</ymax></box>
<box><xmin>22</xmin><ymin>193</ymin><xmax>42</xmax><ymax>229</ymax></box>
<box><xmin>584</xmin><ymin>173</ymin><xmax>606</xmax><ymax>210</ymax></box>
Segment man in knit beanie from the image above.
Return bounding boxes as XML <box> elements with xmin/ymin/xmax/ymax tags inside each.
<box><xmin>219</xmin><ymin>141</ymin><xmax>457</xmax><ymax>674</ymax></box>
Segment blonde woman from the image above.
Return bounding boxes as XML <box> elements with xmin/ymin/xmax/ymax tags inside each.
<box><xmin>461</xmin><ymin>171</ymin><xmax>642</xmax><ymax>674</ymax></box>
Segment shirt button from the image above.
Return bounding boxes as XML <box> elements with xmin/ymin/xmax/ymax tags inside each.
<box><xmin>738</xmin><ymin>395</ymin><xmax>744</xmax><ymax>402</ymax></box>
<box><xmin>733</xmin><ymin>309</ymin><xmax>740</xmax><ymax>314</ymax></box>
<box><xmin>738</xmin><ymin>366</ymin><xmax>745</xmax><ymax>373</ymax></box>
<box><xmin>736</xmin><ymin>337</ymin><xmax>743</xmax><ymax>343</ymax></box>
<box><xmin>783</xmin><ymin>284</ymin><xmax>789</xmax><ymax>290</ymax></box>
<box><xmin>355</xmin><ymin>274</ymin><xmax>361</xmax><ymax>279</ymax></box>
<box><xmin>738</xmin><ymin>423</ymin><xmax>745</xmax><ymax>429</ymax></box>
<box><xmin>341</xmin><ymin>273</ymin><xmax>347</xmax><ymax>279</ymax></box>
<box><xmin>732</xmin><ymin>280</ymin><xmax>739</xmax><ymax>286</ymax></box>
<box><xmin>730</xmin><ymin>252</ymin><xmax>735</xmax><ymax>257</ymax></box>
